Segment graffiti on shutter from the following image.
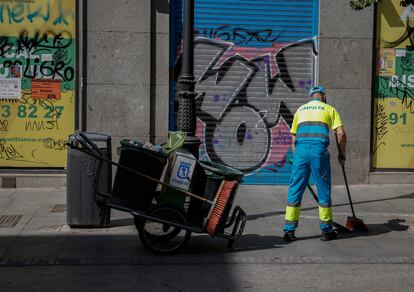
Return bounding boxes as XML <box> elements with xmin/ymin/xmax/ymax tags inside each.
<box><xmin>172</xmin><ymin>0</ymin><xmax>319</xmax><ymax>184</ymax></box>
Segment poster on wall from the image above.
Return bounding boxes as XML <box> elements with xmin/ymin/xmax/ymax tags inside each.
<box><xmin>0</xmin><ymin>0</ymin><xmax>76</xmax><ymax>168</ymax></box>
<box><xmin>373</xmin><ymin>0</ymin><xmax>414</xmax><ymax>169</ymax></box>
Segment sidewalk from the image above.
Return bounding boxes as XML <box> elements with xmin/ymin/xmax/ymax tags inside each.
<box><xmin>0</xmin><ymin>184</ymin><xmax>413</xmax><ymax>265</ymax></box>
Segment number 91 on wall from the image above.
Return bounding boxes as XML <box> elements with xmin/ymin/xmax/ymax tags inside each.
<box><xmin>372</xmin><ymin>98</ymin><xmax>414</xmax><ymax>169</ymax></box>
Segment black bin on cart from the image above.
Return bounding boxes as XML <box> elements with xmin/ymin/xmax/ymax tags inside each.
<box><xmin>111</xmin><ymin>140</ymin><xmax>168</xmax><ymax>208</ymax></box>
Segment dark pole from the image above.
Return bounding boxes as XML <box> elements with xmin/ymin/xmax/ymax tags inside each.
<box><xmin>176</xmin><ymin>0</ymin><xmax>200</xmax><ymax>158</ymax></box>
<box><xmin>180</xmin><ymin>0</ymin><xmax>195</xmax><ymax>92</ymax></box>
<box><xmin>80</xmin><ymin>0</ymin><xmax>87</xmax><ymax>131</ymax></box>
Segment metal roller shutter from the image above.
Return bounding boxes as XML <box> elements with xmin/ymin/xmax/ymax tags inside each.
<box><xmin>171</xmin><ymin>0</ymin><xmax>319</xmax><ymax>184</ymax></box>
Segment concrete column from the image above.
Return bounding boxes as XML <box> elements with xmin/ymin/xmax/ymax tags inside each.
<box><xmin>151</xmin><ymin>0</ymin><xmax>170</xmax><ymax>144</ymax></box>
<box><xmin>86</xmin><ymin>0</ymin><xmax>150</xmax><ymax>145</ymax></box>
<box><xmin>85</xmin><ymin>0</ymin><xmax>170</xmax><ymax>157</ymax></box>
<box><xmin>319</xmin><ymin>1</ymin><xmax>374</xmax><ymax>184</ymax></box>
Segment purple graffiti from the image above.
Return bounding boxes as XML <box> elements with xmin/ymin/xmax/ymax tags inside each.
<box><xmin>298</xmin><ymin>79</ymin><xmax>312</xmax><ymax>91</ymax></box>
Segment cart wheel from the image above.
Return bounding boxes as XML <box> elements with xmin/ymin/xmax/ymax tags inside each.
<box><xmin>138</xmin><ymin>205</ymin><xmax>191</xmax><ymax>255</ymax></box>
<box><xmin>134</xmin><ymin>215</ymin><xmax>181</xmax><ymax>242</ymax></box>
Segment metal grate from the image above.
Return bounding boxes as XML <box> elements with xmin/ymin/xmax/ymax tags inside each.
<box><xmin>0</xmin><ymin>215</ymin><xmax>23</xmax><ymax>228</ymax></box>
<box><xmin>51</xmin><ymin>204</ymin><xmax>66</xmax><ymax>213</ymax></box>
<box><xmin>2</xmin><ymin>177</ymin><xmax>16</xmax><ymax>188</ymax></box>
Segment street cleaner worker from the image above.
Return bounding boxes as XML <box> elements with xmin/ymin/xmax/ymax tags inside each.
<box><xmin>283</xmin><ymin>86</ymin><xmax>347</xmax><ymax>242</ymax></box>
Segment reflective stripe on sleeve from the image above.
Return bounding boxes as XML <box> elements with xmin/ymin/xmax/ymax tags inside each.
<box><xmin>297</xmin><ymin>121</ymin><xmax>329</xmax><ymax>130</ymax></box>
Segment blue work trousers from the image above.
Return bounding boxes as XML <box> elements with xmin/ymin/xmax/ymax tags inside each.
<box><xmin>284</xmin><ymin>142</ymin><xmax>333</xmax><ymax>233</ymax></box>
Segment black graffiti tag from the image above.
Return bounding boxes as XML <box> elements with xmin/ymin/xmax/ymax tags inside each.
<box><xmin>17</xmin><ymin>30</ymin><xmax>72</xmax><ymax>52</ymax></box>
<box><xmin>196</xmin><ymin>25</ymin><xmax>278</xmax><ymax>45</ymax></box>
<box><xmin>384</xmin><ymin>18</ymin><xmax>414</xmax><ymax>49</ymax></box>
<box><xmin>373</xmin><ymin>103</ymin><xmax>388</xmax><ymax>155</ymax></box>
<box><xmin>375</xmin><ymin>103</ymin><xmax>389</xmax><ymax>141</ymax></box>
<box><xmin>379</xmin><ymin>76</ymin><xmax>414</xmax><ymax>113</ymax></box>
<box><xmin>401</xmin><ymin>54</ymin><xmax>414</xmax><ymax>73</ymax></box>
<box><xmin>400</xmin><ymin>0</ymin><xmax>414</xmax><ymax>7</ymax></box>
<box><xmin>2</xmin><ymin>32</ymin><xmax>74</xmax><ymax>82</ymax></box>
<box><xmin>0</xmin><ymin>140</ymin><xmax>24</xmax><ymax>161</ymax></box>
<box><xmin>0</xmin><ymin>36</ymin><xmax>12</xmax><ymax>58</ymax></box>
<box><xmin>43</xmin><ymin>138</ymin><xmax>66</xmax><ymax>150</ymax></box>
<box><xmin>0</xmin><ymin>120</ymin><xmax>8</xmax><ymax>131</ymax></box>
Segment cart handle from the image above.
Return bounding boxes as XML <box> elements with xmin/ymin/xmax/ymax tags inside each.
<box><xmin>68</xmin><ymin>131</ymin><xmax>102</xmax><ymax>158</ymax></box>
<box><xmin>78</xmin><ymin>131</ymin><xmax>105</xmax><ymax>157</ymax></box>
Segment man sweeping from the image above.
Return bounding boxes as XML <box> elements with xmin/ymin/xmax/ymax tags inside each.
<box><xmin>283</xmin><ymin>86</ymin><xmax>347</xmax><ymax>242</ymax></box>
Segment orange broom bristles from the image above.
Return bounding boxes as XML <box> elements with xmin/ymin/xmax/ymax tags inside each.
<box><xmin>206</xmin><ymin>180</ymin><xmax>237</xmax><ymax>236</ymax></box>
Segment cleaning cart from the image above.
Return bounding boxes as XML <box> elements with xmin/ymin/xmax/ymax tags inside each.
<box><xmin>67</xmin><ymin>131</ymin><xmax>247</xmax><ymax>254</ymax></box>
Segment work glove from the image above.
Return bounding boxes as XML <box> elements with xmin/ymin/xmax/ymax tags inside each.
<box><xmin>338</xmin><ymin>152</ymin><xmax>346</xmax><ymax>166</ymax></box>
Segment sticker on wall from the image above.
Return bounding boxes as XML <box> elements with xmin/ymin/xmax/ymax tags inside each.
<box><xmin>396</xmin><ymin>49</ymin><xmax>406</xmax><ymax>57</ymax></box>
<box><xmin>31</xmin><ymin>79</ymin><xmax>62</xmax><ymax>100</ymax></box>
<box><xmin>0</xmin><ymin>79</ymin><xmax>21</xmax><ymax>99</ymax></box>
<box><xmin>378</xmin><ymin>48</ymin><xmax>396</xmax><ymax>76</ymax></box>
<box><xmin>0</xmin><ymin>66</ymin><xmax>22</xmax><ymax>99</ymax></box>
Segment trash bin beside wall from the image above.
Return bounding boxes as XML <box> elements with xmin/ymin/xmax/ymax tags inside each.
<box><xmin>66</xmin><ymin>133</ymin><xmax>112</xmax><ymax>227</ymax></box>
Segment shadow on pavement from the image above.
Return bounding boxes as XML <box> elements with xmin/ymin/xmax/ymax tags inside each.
<box><xmin>247</xmin><ymin>192</ymin><xmax>414</xmax><ymax>221</ymax></box>
<box><xmin>337</xmin><ymin>219</ymin><xmax>410</xmax><ymax>239</ymax></box>
<box><xmin>177</xmin><ymin>233</ymin><xmax>289</xmax><ymax>254</ymax></box>
<box><xmin>230</xmin><ymin>234</ymin><xmax>289</xmax><ymax>252</ymax></box>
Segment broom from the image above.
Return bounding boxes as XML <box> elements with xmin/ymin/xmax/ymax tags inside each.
<box><xmin>339</xmin><ymin>162</ymin><xmax>369</xmax><ymax>232</ymax></box>
<box><xmin>69</xmin><ymin>134</ymin><xmax>237</xmax><ymax>236</ymax></box>
<box><xmin>206</xmin><ymin>180</ymin><xmax>237</xmax><ymax>236</ymax></box>
<box><xmin>335</xmin><ymin>136</ymin><xmax>369</xmax><ymax>232</ymax></box>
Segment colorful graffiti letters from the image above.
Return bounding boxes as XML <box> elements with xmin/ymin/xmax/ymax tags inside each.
<box><xmin>176</xmin><ymin>32</ymin><xmax>317</xmax><ymax>176</ymax></box>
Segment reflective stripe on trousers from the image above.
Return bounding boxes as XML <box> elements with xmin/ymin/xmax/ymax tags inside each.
<box><xmin>284</xmin><ymin>142</ymin><xmax>333</xmax><ymax>232</ymax></box>
<box><xmin>319</xmin><ymin>205</ymin><xmax>333</xmax><ymax>230</ymax></box>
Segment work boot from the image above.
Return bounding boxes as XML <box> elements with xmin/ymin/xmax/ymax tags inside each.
<box><xmin>320</xmin><ymin>230</ymin><xmax>338</xmax><ymax>241</ymax></box>
<box><xmin>283</xmin><ymin>231</ymin><xmax>296</xmax><ymax>242</ymax></box>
